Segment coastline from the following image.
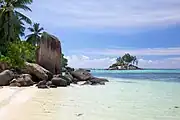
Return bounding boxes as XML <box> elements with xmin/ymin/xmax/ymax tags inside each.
<box><xmin>0</xmin><ymin>77</ymin><xmax>180</xmax><ymax>120</ymax></box>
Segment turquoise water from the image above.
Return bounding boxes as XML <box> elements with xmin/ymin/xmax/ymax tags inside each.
<box><xmin>91</xmin><ymin>69</ymin><xmax>180</xmax><ymax>83</ymax></box>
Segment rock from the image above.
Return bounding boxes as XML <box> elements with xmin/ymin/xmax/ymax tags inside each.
<box><xmin>10</xmin><ymin>82</ymin><xmax>21</xmax><ymax>87</ymax></box>
<box><xmin>81</xmin><ymin>78</ymin><xmax>108</xmax><ymax>86</ymax></box>
<box><xmin>0</xmin><ymin>70</ymin><xmax>14</xmax><ymax>86</ymax></box>
<box><xmin>90</xmin><ymin>78</ymin><xmax>109</xmax><ymax>83</ymax></box>
<box><xmin>49</xmin><ymin>85</ymin><xmax>57</xmax><ymax>88</ymax></box>
<box><xmin>0</xmin><ymin>62</ymin><xmax>9</xmax><ymax>73</ymax></box>
<box><xmin>36</xmin><ymin>32</ymin><xmax>61</xmax><ymax>74</ymax></box>
<box><xmin>71</xmin><ymin>69</ymin><xmax>93</xmax><ymax>81</ymax></box>
<box><xmin>24</xmin><ymin>62</ymin><xmax>53</xmax><ymax>81</ymax></box>
<box><xmin>65</xmin><ymin>67</ymin><xmax>74</xmax><ymax>72</ymax></box>
<box><xmin>53</xmin><ymin>74</ymin><xmax>61</xmax><ymax>78</ymax></box>
<box><xmin>51</xmin><ymin>77</ymin><xmax>67</xmax><ymax>87</ymax></box>
<box><xmin>38</xmin><ymin>85</ymin><xmax>49</xmax><ymax>89</ymax></box>
<box><xmin>9</xmin><ymin>74</ymin><xmax>34</xmax><ymax>87</ymax></box>
<box><xmin>174</xmin><ymin>106</ymin><xmax>179</xmax><ymax>108</ymax></box>
<box><xmin>81</xmin><ymin>81</ymin><xmax>92</xmax><ymax>85</ymax></box>
<box><xmin>91</xmin><ymin>81</ymin><xmax>105</xmax><ymax>85</ymax></box>
<box><xmin>65</xmin><ymin>72</ymin><xmax>74</xmax><ymax>80</ymax></box>
<box><xmin>46</xmin><ymin>81</ymin><xmax>53</xmax><ymax>86</ymax></box>
<box><xmin>72</xmin><ymin>78</ymin><xmax>78</xmax><ymax>84</ymax></box>
<box><xmin>36</xmin><ymin>80</ymin><xmax>47</xmax><ymax>87</ymax></box>
<box><xmin>89</xmin><ymin>78</ymin><xmax>108</xmax><ymax>85</ymax></box>
<box><xmin>61</xmin><ymin>75</ymin><xmax>72</xmax><ymax>85</ymax></box>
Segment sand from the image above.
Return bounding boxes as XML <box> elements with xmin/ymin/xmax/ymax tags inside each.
<box><xmin>0</xmin><ymin>78</ymin><xmax>180</xmax><ymax>120</ymax></box>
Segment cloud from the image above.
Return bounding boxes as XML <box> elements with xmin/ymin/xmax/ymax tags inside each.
<box><xmin>65</xmin><ymin>55</ymin><xmax>180</xmax><ymax>69</ymax></box>
<box><xmin>138</xmin><ymin>58</ymin><xmax>180</xmax><ymax>68</ymax></box>
<box><xmin>70</xmin><ymin>47</ymin><xmax>180</xmax><ymax>56</ymax></box>
<box><xmin>65</xmin><ymin>55</ymin><xmax>116</xmax><ymax>68</ymax></box>
<box><xmin>25</xmin><ymin>0</ymin><xmax>180</xmax><ymax>28</ymax></box>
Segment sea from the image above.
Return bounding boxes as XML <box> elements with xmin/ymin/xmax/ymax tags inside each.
<box><xmin>1</xmin><ymin>69</ymin><xmax>180</xmax><ymax>120</ymax></box>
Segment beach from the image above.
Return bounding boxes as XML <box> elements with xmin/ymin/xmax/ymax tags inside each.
<box><xmin>0</xmin><ymin>77</ymin><xmax>180</xmax><ymax>120</ymax></box>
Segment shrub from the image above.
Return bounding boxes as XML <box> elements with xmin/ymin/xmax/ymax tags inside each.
<box><xmin>0</xmin><ymin>41</ymin><xmax>37</xmax><ymax>69</ymax></box>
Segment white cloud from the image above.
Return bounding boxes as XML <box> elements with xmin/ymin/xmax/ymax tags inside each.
<box><xmin>25</xmin><ymin>0</ymin><xmax>180</xmax><ymax>28</ymax></box>
<box><xmin>65</xmin><ymin>55</ymin><xmax>116</xmax><ymax>68</ymax></box>
<box><xmin>65</xmin><ymin>55</ymin><xmax>180</xmax><ymax>69</ymax></box>
<box><xmin>71</xmin><ymin>47</ymin><xmax>180</xmax><ymax>56</ymax></box>
<box><xmin>138</xmin><ymin>58</ymin><xmax>180</xmax><ymax>68</ymax></box>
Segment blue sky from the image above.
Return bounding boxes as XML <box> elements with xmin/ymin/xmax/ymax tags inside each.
<box><xmin>23</xmin><ymin>0</ymin><xmax>180</xmax><ymax>68</ymax></box>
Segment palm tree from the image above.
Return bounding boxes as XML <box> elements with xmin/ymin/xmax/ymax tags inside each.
<box><xmin>26</xmin><ymin>23</ymin><xmax>44</xmax><ymax>45</ymax></box>
<box><xmin>0</xmin><ymin>0</ymin><xmax>32</xmax><ymax>54</ymax></box>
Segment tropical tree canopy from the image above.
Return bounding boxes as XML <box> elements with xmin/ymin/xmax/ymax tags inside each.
<box><xmin>0</xmin><ymin>0</ymin><xmax>32</xmax><ymax>55</ymax></box>
<box><xmin>26</xmin><ymin>23</ymin><xmax>44</xmax><ymax>45</ymax></box>
<box><xmin>110</xmin><ymin>53</ymin><xmax>138</xmax><ymax>69</ymax></box>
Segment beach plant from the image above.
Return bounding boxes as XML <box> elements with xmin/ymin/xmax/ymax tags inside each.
<box><xmin>0</xmin><ymin>41</ymin><xmax>37</xmax><ymax>69</ymax></box>
<box><xmin>26</xmin><ymin>23</ymin><xmax>44</xmax><ymax>45</ymax></box>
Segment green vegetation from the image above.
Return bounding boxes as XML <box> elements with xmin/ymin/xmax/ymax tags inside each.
<box><xmin>0</xmin><ymin>0</ymin><xmax>32</xmax><ymax>54</ymax></box>
<box><xmin>109</xmin><ymin>53</ymin><xmax>139</xmax><ymax>70</ymax></box>
<box><xmin>0</xmin><ymin>0</ymin><xmax>68</xmax><ymax>69</ymax></box>
<box><xmin>61</xmin><ymin>54</ymin><xmax>68</xmax><ymax>68</ymax></box>
<box><xmin>0</xmin><ymin>41</ymin><xmax>37</xmax><ymax>68</ymax></box>
<box><xmin>26</xmin><ymin>23</ymin><xmax>44</xmax><ymax>45</ymax></box>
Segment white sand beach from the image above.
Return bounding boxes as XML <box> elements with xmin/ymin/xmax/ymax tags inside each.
<box><xmin>0</xmin><ymin>78</ymin><xmax>180</xmax><ymax>120</ymax></box>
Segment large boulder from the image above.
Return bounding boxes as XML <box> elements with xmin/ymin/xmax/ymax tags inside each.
<box><xmin>0</xmin><ymin>70</ymin><xmax>14</xmax><ymax>86</ymax></box>
<box><xmin>71</xmin><ymin>69</ymin><xmax>93</xmax><ymax>81</ymax></box>
<box><xmin>51</xmin><ymin>77</ymin><xmax>67</xmax><ymax>87</ymax></box>
<box><xmin>36</xmin><ymin>32</ymin><xmax>61</xmax><ymax>74</ymax></box>
<box><xmin>9</xmin><ymin>74</ymin><xmax>34</xmax><ymax>87</ymax></box>
<box><xmin>24</xmin><ymin>62</ymin><xmax>53</xmax><ymax>81</ymax></box>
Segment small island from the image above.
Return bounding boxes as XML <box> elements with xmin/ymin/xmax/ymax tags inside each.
<box><xmin>107</xmin><ymin>53</ymin><xmax>142</xmax><ymax>70</ymax></box>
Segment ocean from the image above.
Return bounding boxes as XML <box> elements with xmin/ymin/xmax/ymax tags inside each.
<box><xmin>1</xmin><ymin>69</ymin><xmax>180</xmax><ymax>120</ymax></box>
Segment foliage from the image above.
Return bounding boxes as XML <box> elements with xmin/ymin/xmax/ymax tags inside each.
<box><xmin>26</xmin><ymin>23</ymin><xmax>44</xmax><ymax>45</ymax></box>
<box><xmin>0</xmin><ymin>41</ymin><xmax>37</xmax><ymax>68</ymax></box>
<box><xmin>0</xmin><ymin>0</ymin><xmax>32</xmax><ymax>55</ymax></box>
<box><xmin>61</xmin><ymin>53</ymin><xmax>68</xmax><ymax>68</ymax></box>
<box><xmin>110</xmin><ymin>53</ymin><xmax>138</xmax><ymax>69</ymax></box>
<box><xmin>117</xmin><ymin>53</ymin><xmax>138</xmax><ymax>66</ymax></box>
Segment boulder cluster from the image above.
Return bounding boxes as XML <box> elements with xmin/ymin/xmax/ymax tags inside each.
<box><xmin>0</xmin><ymin>62</ymin><xmax>109</xmax><ymax>89</ymax></box>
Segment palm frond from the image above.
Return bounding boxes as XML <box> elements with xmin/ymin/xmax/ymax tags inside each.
<box><xmin>14</xmin><ymin>0</ymin><xmax>33</xmax><ymax>5</ymax></box>
<box><xmin>28</xmin><ymin>27</ymin><xmax>34</xmax><ymax>32</ymax></box>
<box><xmin>14</xmin><ymin>4</ymin><xmax>32</xmax><ymax>11</ymax></box>
<box><xmin>38</xmin><ymin>27</ymin><xmax>44</xmax><ymax>33</ymax></box>
<box><xmin>15</xmin><ymin>11</ymin><xmax>32</xmax><ymax>24</ymax></box>
<box><xmin>25</xmin><ymin>33</ymin><xmax>34</xmax><ymax>38</ymax></box>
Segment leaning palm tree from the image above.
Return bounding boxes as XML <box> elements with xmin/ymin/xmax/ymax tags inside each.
<box><xmin>0</xmin><ymin>0</ymin><xmax>32</xmax><ymax>54</ymax></box>
<box><xmin>26</xmin><ymin>23</ymin><xmax>44</xmax><ymax>45</ymax></box>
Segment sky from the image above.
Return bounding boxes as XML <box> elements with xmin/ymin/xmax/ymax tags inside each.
<box><xmin>23</xmin><ymin>0</ymin><xmax>180</xmax><ymax>68</ymax></box>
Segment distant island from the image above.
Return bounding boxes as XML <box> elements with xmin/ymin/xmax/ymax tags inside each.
<box><xmin>107</xmin><ymin>53</ymin><xmax>142</xmax><ymax>70</ymax></box>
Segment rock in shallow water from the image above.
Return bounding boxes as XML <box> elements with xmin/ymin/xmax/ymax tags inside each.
<box><xmin>71</xmin><ymin>69</ymin><xmax>93</xmax><ymax>81</ymax></box>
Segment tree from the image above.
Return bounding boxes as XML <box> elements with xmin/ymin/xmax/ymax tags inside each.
<box><xmin>0</xmin><ymin>0</ymin><xmax>32</xmax><ymax>55</ymax></box>
<box><xmin>26</xmin><ymin>23</ymin><xmax>44</xmax><ymax>45</ymax></box>
<box><xmin>109</xmin><ymin>53</ymin><xmax>139</xmax><ymax>69</ymax></box>
<box><xmin>61</xmin><ymin>53</ymin><xmax>68</xmax><ymax>68</ymax></box>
